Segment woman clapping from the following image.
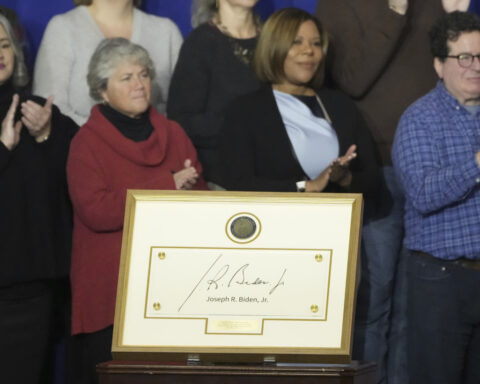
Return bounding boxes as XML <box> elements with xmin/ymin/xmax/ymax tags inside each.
<box><xmin>67</xmin><ymin>38</ymin><xmax>206</xmax><ymax>384</ymax></box>
<box><xmin>0</xmin><ymin>14</ymin><xmax>77</xmax><ymax>384</ymax></box>
<box><xmin>220</xmin><ymin>8</ymin><xmax>379</xmax><ymax>195</ymax></box>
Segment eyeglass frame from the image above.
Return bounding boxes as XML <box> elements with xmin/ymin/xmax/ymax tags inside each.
<box><xmin>443</xmin><ymin>53</ymin><xmax>480</xmax><ymax>68</ymax></box>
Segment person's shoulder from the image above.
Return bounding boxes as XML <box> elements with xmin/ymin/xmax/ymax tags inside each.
<box><xmin>150</xmin><ymin>108</ymin><xmax>181</xmax><ymax>131</ymax></box>
<box><xmin>175</xmin><ymin>22</ymin><xmax>221</xmax><ymax>60</ymax></box>
<box><xmin>70</xmin><ymin>107</ymin><xmax>101</xmax><ymax>141</ymax></box>
<box><xmin>151</xmin><ymin>109</ymin><xmax>193</xmax><ymax>145</ymax></box>
<box><xmin>401</xmin><ymin>86</ymin><xmax>439</xmax><ymax>122</ymax></box>
<box><xmin>42</xmin><ymin>6</ymin><xmax>89</xmax><ymax>40</ymax></box>
<box><xmin>395</xmin><ymin>87</ymin><xmax>445</xmax><ymax>147</ymax></box>
<box><xmin>226</xmin><ymin>85</ymin><xmax>272</xmax><ymax>116</ymax></box>
<box><xmin>46</xmin><ymin>6</ymin><xmax>86</xmax><ymax>27</ymax></box>
<box><xmin>69</xmin><ymin>123</ymin><xmax>91</xmax><ymax>151</ymax></box>
<box><xmin>135</xmin><ymin>9</ymin><xmax>180</xmax><ymax>32</ymax></box>
<box><xmin>318</xmin><ymin>87</ymin><xmax>354</xmax><ymax>106</ymax></box>
<box><xmin>183</xmin><ymin>22</ymin><xmax>222</xmax><ymax>45</ymax></box>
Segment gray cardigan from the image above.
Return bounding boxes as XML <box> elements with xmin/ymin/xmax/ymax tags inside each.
<box><xmin>33</xmin><ymin>6</ymin><xmax>183</xmax><ymax>126</ymax></box>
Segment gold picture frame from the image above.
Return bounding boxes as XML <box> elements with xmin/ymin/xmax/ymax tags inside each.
<box><xmin>112</xmin><ymin>190</ymin><xmax>363</xmax><ymax>364</ymax></box>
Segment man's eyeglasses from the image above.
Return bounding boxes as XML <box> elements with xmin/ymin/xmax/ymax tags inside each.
<box><xmin>444</xmin><ymin>53</ymin><xmax>480</xmax><ymax>68</ymax></box>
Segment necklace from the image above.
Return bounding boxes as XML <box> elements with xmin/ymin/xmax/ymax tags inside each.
<box><xmin>212</xmin><ymin>14</ymin><xmax>261</xmax><ymax>66</ymax></box>
<box><xmin>315</xmin><ymin>94</ymin><xmax>332</xmax><ymax>124</ymax></box>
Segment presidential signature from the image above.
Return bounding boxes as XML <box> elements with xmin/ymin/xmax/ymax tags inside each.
<box><xmin>178</xmin><ymin>255</ymin><xmax>286</xmax><ymax>312</ymax></box>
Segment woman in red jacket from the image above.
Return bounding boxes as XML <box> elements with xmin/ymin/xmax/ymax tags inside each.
<box><xmin>66</xmin><ymin>37</ymin><xmax>207</xmax><ymax>384</ymax></box>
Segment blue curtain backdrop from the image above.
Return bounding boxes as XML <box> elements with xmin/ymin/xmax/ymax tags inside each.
<box><xmin>0</xmin><ymin>0</ymin><xmax>317</xmax><ymax>68</ymax></box>
<box><xmin>1</xmin><ymin>0</ymin><xmax>480</xmax><ymax>68</ymax></box>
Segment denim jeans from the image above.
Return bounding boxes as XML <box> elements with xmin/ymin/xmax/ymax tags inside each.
<box><xmin>407</xmin><ymin>251</ymin><xmax>480</xmax><ymax>384</ymax></box>
<box><xmin>386</xmin><ymin>246</ymin><xmax>409</xmax><ymax>384</ymax></box>
<box><xmin>352</xmin><ymin>166</ymin><xmax>405</xmax><ymax>384</ymax></box>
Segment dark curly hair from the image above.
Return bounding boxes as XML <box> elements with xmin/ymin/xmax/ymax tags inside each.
<box><xmin>430</xmin><ymin>11</ymin><xmax>480</xmax><ymax>61</ymax></box>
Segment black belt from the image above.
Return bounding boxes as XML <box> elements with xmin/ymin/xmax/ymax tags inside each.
<box><xmin>414</xmin><ymin>251</ymin><xmax>480</xmax><ymax>272</ymax></box>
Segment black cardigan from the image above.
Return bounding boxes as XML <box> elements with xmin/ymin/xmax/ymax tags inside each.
<box><xmin>0</xmin><ymin>82</ymin><xmax>78</xmax><ymax>288</ymax></box>
<box><xmin>220</xmin><ymin>85</ymin><xmax>380</xmax><ymax>196</ymax></box>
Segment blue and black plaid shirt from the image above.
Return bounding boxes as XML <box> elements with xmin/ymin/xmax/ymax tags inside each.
<box><xmin>393</xmin><ymin>81</ymin><xmax>480</xmax><ymax>260</ymax></box>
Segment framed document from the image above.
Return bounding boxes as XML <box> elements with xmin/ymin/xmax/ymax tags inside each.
<box><xmin>112</xmin><ymin>191</ymin><xmax>362</xmax><ymax>364</ymax></box>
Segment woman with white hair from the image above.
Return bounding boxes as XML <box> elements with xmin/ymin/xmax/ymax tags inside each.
<box><xmin>33</xmin><ymin>0</ymin><xmax>182</xmax><ymax>126</ymax></box>
<box><xmin>167</xmin><ymin>0</ymin><xmax>261</xmax><ymax>188</ymax></box>
<box><xmin>0</xmin><ymin>13</ymin><xmax>78</xmax><ymax>384</ymax></box>
<box><xmin>67</xmin><ymin>37</ymin><xmax>206</xmax><ymax>384</ymax></box>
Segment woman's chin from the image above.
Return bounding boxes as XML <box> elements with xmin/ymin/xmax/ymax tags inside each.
<box><xmin>110</xmin><ymin>102</ymin><xmax>150</xmax><ymax>119</ymax></box>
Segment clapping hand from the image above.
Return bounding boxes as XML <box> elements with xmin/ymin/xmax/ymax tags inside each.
<box><xmin>0</xmin><ymin>94</ymin><xmax>22</xmax><ymax>151</ymax></box>
<box><xmin>20</xmin><ymin>96</ymin><xmax>53</xmax><ymax>143</ymax></box>
<box><xmin>173</xmin><ymin>159</ymin><xmax>199</xmax><ymax>190</ymax></box>
<box><xmin>330</xmin><ymin>145</ymin><xmax>357</xmax><ymax>187</ymax></box>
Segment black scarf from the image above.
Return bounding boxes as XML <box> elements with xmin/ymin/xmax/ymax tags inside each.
<box><xmin>100</xmin><ymin>104</ymin><xmax>153</xmax><ymax>142</ymax></box>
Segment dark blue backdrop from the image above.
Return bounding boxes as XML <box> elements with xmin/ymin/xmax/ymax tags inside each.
<box><xmin>1</xmin><ymin>0</ymin><xmax>480</xmax><ymax>68</ymax></box>
<box><xmin>0</xmin><ymin>0</ymin><xmax>480</xmax><ymax>67</ymax></box>
<box><xmin>1</xmin><ymin>0</ymin><xmax>317</xmax><ymax>67</ymax></box>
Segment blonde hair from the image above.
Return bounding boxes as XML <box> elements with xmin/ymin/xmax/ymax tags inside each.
<box><xmin>0</xmin><ymin>14</ymin><xmax>29</xmax><ymax>87</ymax></box>
<box><xmin>253</xmin><ymin>8</ymin><xmax>328</xmax><ymax>89</ymax></box>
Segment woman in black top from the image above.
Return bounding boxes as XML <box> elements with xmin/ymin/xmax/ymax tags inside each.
<box><xmin>167</xmin><ymin>0</ymin><xmax>261</xmax><ymax>188</ymax></box>
<box><xmin>220</xmin><ymin>8</ymin><xmax>379</xmax><ymax>195</ymax></box>
<box><xmin>0</xmin><ymin>14</ymin><xmax>77</xmax><ymax>384</ymax></box>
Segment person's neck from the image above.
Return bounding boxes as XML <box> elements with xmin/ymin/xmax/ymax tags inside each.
<box><xmin>272</xmin><ymin>83</ymin><xmax>316</xmax><ymax>96</ymax></box>
<box><xmin>462</xmin><ymin>97</ymin><xmax>480</xmax><ymax>106</ymax></box>
<box><xmin>88</xmin><ymin>0</ymin><xmax>134</xmax><ymax>38</ymax></box>
<box><xmin>216</xmin><ymin>4</ymin><xmax>257</xmax><ymax>39</ymax></box>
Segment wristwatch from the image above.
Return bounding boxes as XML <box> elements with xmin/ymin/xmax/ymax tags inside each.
<box><xmin>296</xmin><ymin>180</ymin><xmax>306</xmax><ymax>192</ymax></box>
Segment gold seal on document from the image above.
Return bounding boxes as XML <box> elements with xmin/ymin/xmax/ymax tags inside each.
<box><xmin>226</xmin><ymin>212</ymin><xmax>261</xmax><ymax>244</ymax></box>
<box><xmin>231</xmin><ymin>217</ymin><xmax>256</xmax><ymax>239</ymax></box>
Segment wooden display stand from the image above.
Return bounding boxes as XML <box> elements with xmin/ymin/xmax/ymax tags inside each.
<box><xmin>98</xmin><ymin>361</ymin><xmax>376</xmax><ymax>384</ymax></box>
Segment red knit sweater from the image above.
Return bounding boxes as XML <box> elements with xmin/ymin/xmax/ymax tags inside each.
<box><xmin>67</xmin><ymin>106</ymin><xmax>207</xmax><ymax>334</ymax></box>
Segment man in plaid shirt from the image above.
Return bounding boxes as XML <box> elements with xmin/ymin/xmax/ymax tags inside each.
<box><xmin>393</xmin><ymin>11</ymin><xmax>480</xmax><ymax>384</ymax></box>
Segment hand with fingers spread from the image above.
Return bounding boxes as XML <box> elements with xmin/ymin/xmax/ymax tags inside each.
<box><xmin>330</xmin><ymin>144</ymin><xmax>357</xmax><ymax>187</ymax></box>
<box><xmin>0</xmin><ymin>94</ymin><xmax>23</xmax><ymax>151</ymax></box>
<box><xmin>305</xmin><ymin>166</ymin><xmax>332</xmax><ymax>192</ymax></box>
<box><xmin>173</xmin><ymin>159</ymin><xmax>199</xmax><ymax>190</ymax></box>
<box><xmin>20</xmin><ymin>95</ymin><xmax>54</xmax><ymax>143</ymax></box>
